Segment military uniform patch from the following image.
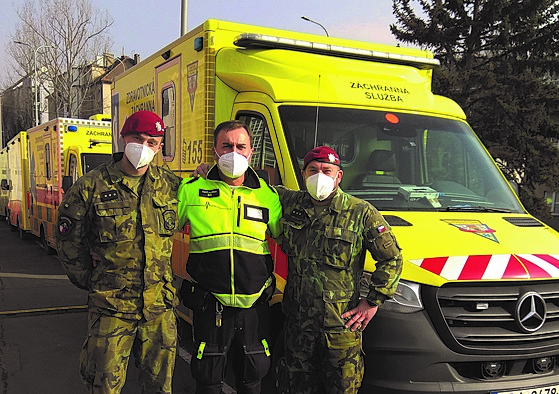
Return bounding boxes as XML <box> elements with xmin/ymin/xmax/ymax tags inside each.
<box><xmin>58</xmin><ymin>216</ymin><xmax>73</xmax><ymax>235</ymax></box>
<box><xmin>101</xmin><ymin>190</ymin><xmax>118</xmax><ymax>202</ymax></box>
<box><xmin>163</xmin><ymin>210</ymin><xmax>177</xmax><ymax>231</ymax></box>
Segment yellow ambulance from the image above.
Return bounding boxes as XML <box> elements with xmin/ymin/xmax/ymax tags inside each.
<box><xmin>111</xmin><ymin>19</ymin><xmax>559</xmax><ymax>394</ymax></box>
<box><xmin>4</xmin><ymin>132</ymin><xmax>30</xmax><ymax>238</ymax></box>
<box><xmin>26</xmin><ymin>116</ymin><xmax>112</xmax><ymax>252</ymax></box>
<box><xmin>0</xmin><ymin>144</ymin><xmax>11</xmax><ymax>220</ymax></box>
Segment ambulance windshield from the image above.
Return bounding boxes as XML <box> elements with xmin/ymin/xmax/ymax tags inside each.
<box><xmin>279</xmin><ymin>106</ymin><xmax>523</xmax><ymax>213</ymax></box>
<box><xmin>82</xmin><ymin>153</ymin><xmax>111</xmax><ymax>174</ymax></box>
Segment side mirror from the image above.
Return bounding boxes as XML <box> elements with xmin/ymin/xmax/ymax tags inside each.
<box><xmin>508</xmin><ymin>180</ymin><xmax>519</xmax><ymax>196</ymax></box>
<box><xmin>0</xmin><ymin>179</ymin><xmax>9</xmax><ymax>191</ymax></box>
<box><xmin>62</xmin><ymin>176</ymin><xmax>74</xmax><ymax>193</ymax></box>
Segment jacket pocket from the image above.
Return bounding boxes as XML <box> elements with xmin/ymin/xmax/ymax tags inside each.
<box><xmin>191</xmin><ymin>342</ymin><xmax>227</xmax><ymax>385</ymax></box>
<box><xmin>179</xmin><ymin>279</ymin><xmax>210</xmax><ymax>312</ymax></box>
<box><xmin>323</xmin><ymin>289</ymin><xmax>353</xmax><ymax>330</ymax></box>
<box><xmin>88</xmin><ymin>271</ymin><xmax>132</xmax><ymax>311</ymax></box>
<box><xmin>281</xmin><ymin>218</ymin><xmax>305</xmax><ymax>257</ymax></box>
<box><xmin>94</xmin><ymin>201</ymin><xmax>131</xmax><ymax>242</ymax></box>
<box><xmin>323</xmin><ymin>227</ymin><xmax>358</xmax><ymax>269</ymax></box>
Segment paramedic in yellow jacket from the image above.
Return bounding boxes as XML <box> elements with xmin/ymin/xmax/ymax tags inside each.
<box><xmin>177</xmin><ymin>120</ymin><xmax>282</xmax><ymax>394</ymax></box>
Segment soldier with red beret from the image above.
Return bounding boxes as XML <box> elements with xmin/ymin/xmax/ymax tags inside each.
<box><xmin>276</xmin><ymin>145</ymin><xmax>403</xmax><ymax>394</ymax></box>
<box><xmin>56</xmin><ymin>111</ymin><xmax>182</xmax><ymax>393</ymax></box>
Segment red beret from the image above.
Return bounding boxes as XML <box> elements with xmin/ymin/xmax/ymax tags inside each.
<box><xmin>303</xmin><ymin>146</ymin><xmax>340</xmax><ymax>169</ymax></box>
<box><xmin>121</xmin><ymin>111</ymin><xmax>165</xmax><ymax>137</ymax></box>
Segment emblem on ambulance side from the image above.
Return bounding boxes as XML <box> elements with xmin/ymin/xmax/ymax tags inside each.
<box><xmin>187</xmin><ymin>61</ymin><xmax>198</xmax><ymax>111</ymax></box>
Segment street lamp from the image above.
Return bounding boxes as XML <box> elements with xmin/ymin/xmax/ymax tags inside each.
<box><xmin>14</xmin><ymin>41</ymin><xmax>54</xmax><ymax>126</ymax></box>
<box><xmin>301</xmin><ymin>16</ymin><xmax>329</xmax><ymax>37</ymax></box>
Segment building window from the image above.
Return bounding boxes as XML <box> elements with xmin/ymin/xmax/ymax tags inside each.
<box><xmin>545</xmin><ymin>190</ymin><xmax>559</xmax><ymax>215</ymax></box>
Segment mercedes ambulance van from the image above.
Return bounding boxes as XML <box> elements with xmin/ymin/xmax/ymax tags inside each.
<box><xmin>111</xmin><ymin>19</ymin><xmax>559</xmax><ymax>394</ymax></box>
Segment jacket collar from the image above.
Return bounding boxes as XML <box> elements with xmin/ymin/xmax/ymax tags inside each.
<box><xmin>207</xmin><ymin>164</ymin><xmax>261</xmax><ymax>189</ymax></box>
<box><xmin>301</xmin><ymin>187</ymin><xmax>344</xmax><ymax>215</ymax></box>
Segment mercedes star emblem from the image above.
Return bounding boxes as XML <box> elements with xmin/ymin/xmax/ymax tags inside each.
<box><xmin>515</xmin><ymin>291</ymin><xmax>546</xmax><ymax>333</ymax></box>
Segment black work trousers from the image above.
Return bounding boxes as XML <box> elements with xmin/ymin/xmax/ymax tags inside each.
<box><xmin>191</xmin><ymin>300</ymin><xmax>271</xmax><ymax>394</ymax></box>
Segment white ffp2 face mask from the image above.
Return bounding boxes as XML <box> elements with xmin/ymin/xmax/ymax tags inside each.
<box><xmin>216</xmin><ymin>151</ymin><xmax>250</xmax><ymax>179</ymax></box>
<box><xmin>124</xmin><ymin>142</ymin><xmax>156</xmax><ymax>169</ymax></box>
<box><xmin>306</xmin><ymin>172</ymin><xmax>336</xmax><ymax>201</ymax></box>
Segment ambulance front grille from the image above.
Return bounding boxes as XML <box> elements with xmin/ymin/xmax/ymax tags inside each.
<box><xmin>432</xmin><ymin>281</ymin><xmax>559</xmax><ymax>352</ymax></box>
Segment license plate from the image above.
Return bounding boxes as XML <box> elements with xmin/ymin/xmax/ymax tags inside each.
<box><xmin>491</xmin><ymin>385</ymin><xmax>559</xmax><ymax>394</ymax></box>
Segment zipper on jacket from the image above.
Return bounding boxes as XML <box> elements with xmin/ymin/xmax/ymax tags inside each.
<box><xmin>237</xmin><ymin>195</ymin><xmax>241</xmax><ymax>227</ymax></box>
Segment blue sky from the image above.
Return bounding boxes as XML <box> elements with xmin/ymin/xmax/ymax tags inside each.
<box><xmin>1</xmin><ymin>0</ymin><xmax>400</xmax><ymax>84</ymax></box>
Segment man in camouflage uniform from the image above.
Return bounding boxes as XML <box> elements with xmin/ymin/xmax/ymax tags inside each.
<box><xmin>276</xmin><ymin>146</ymin><xmax>403</xmax><ymax>394</ymax></box>
<box><xmin>56</xmin><ymin>111</ymin><xmax>181</xmax><ymax>394</ymax></box>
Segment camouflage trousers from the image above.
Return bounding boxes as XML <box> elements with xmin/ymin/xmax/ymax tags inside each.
<box><xmin>80</xmin><ymin>309</ymin><xmax>177</xmax><ymax>394</ymax></box>
<box><xmin>283</xmin><ymin>322</ymin><xmax>364</xmax><ymax>394</ymax></box>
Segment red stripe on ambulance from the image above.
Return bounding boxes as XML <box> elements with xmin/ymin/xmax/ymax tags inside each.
<box><xmin>410</xmin><ymin>254</ymin><xmax>559</xmax><ymax>280</ymax></box>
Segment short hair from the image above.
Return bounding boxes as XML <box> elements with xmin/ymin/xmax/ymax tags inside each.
<box><xmin>213</xmin><ymin>120</ymin><xmax>253</xmax><ymax>147</ymax></box>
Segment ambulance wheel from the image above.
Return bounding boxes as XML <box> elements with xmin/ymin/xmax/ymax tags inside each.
<box><xmin>19</xmin><ymin>226</ymin><xmax>29</xmax><ymax>240</ymax></box>
<box><xmin>9</xmin><ymin>212</ymin><xmax>17</xmax><ymax>232</ymax></box>
<box><xmin>41</xmin><ymin>228</ymin><xmax>55</xmax><ymax>255</ymax></box>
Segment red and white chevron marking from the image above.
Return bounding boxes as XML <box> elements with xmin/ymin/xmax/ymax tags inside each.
<box><xmin>409</xmin><ymin>254</ymin><xmax>559</xmax><ymax>280</ymax></box>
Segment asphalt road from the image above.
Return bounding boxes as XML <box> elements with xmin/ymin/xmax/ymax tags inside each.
<box><xmin>0</xmin><ymin>219</ymin><xmax>198</xmax><ymax>393</ymax></box>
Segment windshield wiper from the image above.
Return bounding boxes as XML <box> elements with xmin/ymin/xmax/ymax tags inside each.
<box><xmin>445</xmin><ymin>205</ymin><xmax>512</xmax><ymax>213</ymax></box>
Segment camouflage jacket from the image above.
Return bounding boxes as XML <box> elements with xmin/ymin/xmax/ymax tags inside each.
<box><xmin>55</xmin><ymin>153</ymin><xmax>181</xmax><ymax>321</ymax></box>
<box><xmin>276</xmin><ymin>187</ymin><xmax>403</xmax><ymax>332</ymax></box>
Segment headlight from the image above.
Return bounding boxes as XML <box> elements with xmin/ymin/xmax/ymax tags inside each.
<box><xmin>381</xmin><ymin>280</ymin><xmax>423</xmax><ymax>313</ymax></box>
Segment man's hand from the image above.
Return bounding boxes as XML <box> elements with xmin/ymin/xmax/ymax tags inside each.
<box><xmin>341</xmin><ymin>298</ymin><xmax>378</xmax><ymax>332</ymax></box>
<box><xmin>192</xmin><ymin>163</ymin><xmax>212</xmax><ymax>178</ymax></box>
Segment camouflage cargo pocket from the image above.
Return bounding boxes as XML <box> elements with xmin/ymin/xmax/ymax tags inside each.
<box><xmin>94</xmin><ymin>201</ymin><xmax>132</xmax><ymax>242</ymax></box>
<box><xmin>323</xmin><ymin>227</ymin><xmax>358</xmax><ymax>269</ymax></box>
<box><xmin>282</xmin><ymin>218</ymin><xmax>305</xmax><ymax>257</ymax></box>
<box><xmin>323</xmin><ymin>290</ymin><xmax>353</xmax><ymax>330</ymax></box>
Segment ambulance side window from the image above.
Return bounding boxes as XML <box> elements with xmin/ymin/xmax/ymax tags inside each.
<box><xmin>237</xmin><ymin>114</ymin><xmax>282</xmax><ymax>186</ymax></box>
<box><xmin>161</xmin><ymin>85</ymin><xmax>176</xmax><ymax>159</ymax></box>
<box><xmin>45</xmin><ymin>143</ymin><xmax>51</xmax><ymax>180</ymax></box>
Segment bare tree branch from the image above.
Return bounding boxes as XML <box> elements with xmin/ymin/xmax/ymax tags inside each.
<box><xmin>9</xmin><ymin>0</ymin><xmax>113</xmax><ymax>118</ymax></box>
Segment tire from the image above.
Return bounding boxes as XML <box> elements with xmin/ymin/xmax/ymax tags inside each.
<box><xmin>41</xmin><ymin>229</ymin><xmax>55</xmax><ymax>255</ymax></box>
<box><xmin>8</xmin><ymin>212</ymin><xmax>17</xmax><ymax>232</ymax></box>
<box><xmin>19</xmin><ymin>226</ymin><xmax>28</xmax><ymax>240</ymax></box>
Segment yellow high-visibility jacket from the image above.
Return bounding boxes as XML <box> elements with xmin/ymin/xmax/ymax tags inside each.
<box><xmin>177</xmin><ymin>165</ymin><xmax>282</xmax><ymax>308</ymax></box>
